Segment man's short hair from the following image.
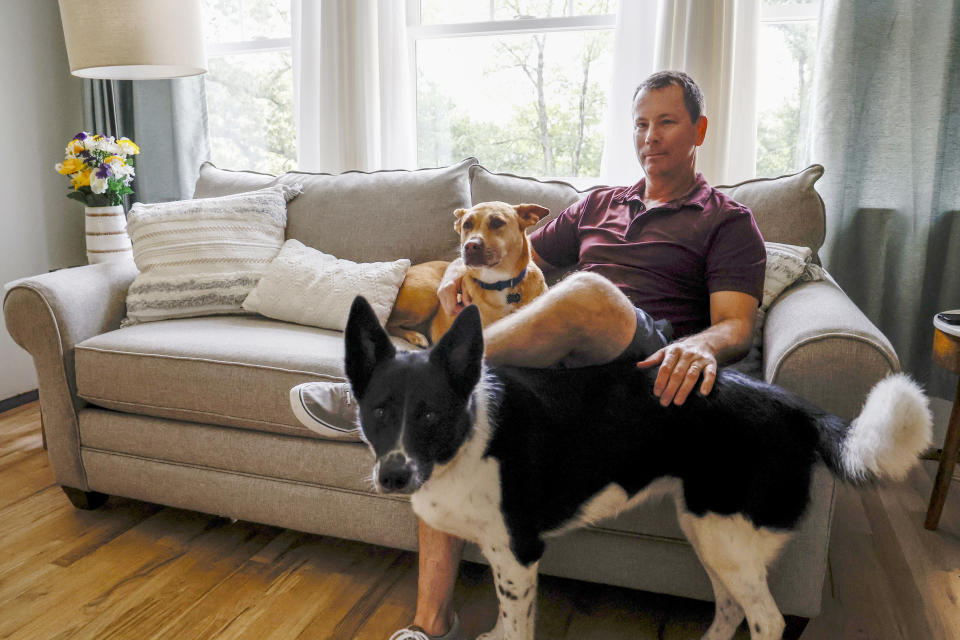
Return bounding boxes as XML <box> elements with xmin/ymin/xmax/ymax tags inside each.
<box><xmin>632</xmin><ymin>71</ymin><xmax>704</xmax><ymax>123</ymax></box>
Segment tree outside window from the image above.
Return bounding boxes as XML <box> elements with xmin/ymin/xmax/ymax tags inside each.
<box><xmin>199</xmin><ymin>0</ymin><xmax>820</xmax><ymax>181</ymax></box>
<box><xmin>414</xmin><ymin>0</ymin><xmax>617</xmax><ymax>182</ymax></box>
<box><xmin>200</xmin><ymin>0</ymin><xmax>295</xmax><ymax>175</ymax></box>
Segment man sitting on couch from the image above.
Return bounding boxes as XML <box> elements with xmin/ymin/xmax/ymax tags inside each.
<box><xmin>294</xmin><ymin>70</ymin><xmax>766</xmax><ymax>639</ymax></box>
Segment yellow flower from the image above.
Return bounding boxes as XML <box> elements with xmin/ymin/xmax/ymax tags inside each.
<box><xmin>66</xmin><ymin>139</ymin><xmax>85</xmax><ymax>154</ymax></box>
<box><xmin>57</xmin><ymin>157</ymin><xmax>86</xmax><ymax>175</ymax></box>
<box><xmin>104</xmin><ymin>155</ymin><xmax>124</xmax><ymax>164</ymax></box>
<box><xmin>71</xmin><ymin>170</ymin><xmax>91</xmax><ymax>189</ymax></box>
<box><xmin>117</xmin><ymin>138</ymin><xmax>140</xmax><ymax>155</ymax></box>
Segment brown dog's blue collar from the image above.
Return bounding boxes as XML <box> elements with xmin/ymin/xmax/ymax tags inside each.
<box><xmin>472</xmin><ymin>268</ymin><xmax>527</xmax><ymax>292</ymax></box>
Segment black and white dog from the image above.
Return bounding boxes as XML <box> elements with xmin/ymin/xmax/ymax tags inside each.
<box><xmin>343</xmin><ymin>296</ymin><xmax>932</xmax><ymax>640</ymax></box>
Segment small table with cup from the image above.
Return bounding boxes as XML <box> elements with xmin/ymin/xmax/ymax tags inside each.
<box><xmin>925</xmin><ymin>309</ymin><xmax>960</xmax><ymax>530</ymax></box>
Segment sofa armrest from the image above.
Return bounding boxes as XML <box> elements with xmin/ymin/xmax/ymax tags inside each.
<box><xmin>3</xmin><ymin>259</ymin><xmax>138</xmax><ymax>489</ymax></box>
<box><xmin>763</xmin><ymin>275</ymin><xmax>898</xmax><ymax>420</ymax></box>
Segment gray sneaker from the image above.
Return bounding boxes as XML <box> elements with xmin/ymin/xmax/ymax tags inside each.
<box><xmin>388</xmin><ymin>614</ymin><xmax>464</xmax><ymax>640</ymax></box>
<box><xmin>289</xmin><ymin>381</ymin><xmax>361</xmax><ymax>439</ymax></box>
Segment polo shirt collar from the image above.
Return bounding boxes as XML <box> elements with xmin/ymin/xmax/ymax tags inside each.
<box><xmin>612</xmin><ymin>173</ymin><xmax>711</xmax><ymax>210</ymax></box>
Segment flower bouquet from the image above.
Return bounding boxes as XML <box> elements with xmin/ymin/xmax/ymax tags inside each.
<box><xmin>56</xmin><ymin>132</ymin><xmax>139</xmax><ymax>263</ymax></box>
<box><xmin>56</xmin><ymin>131</ymin><xmax>139</xmax><ymax>207</ymax></box>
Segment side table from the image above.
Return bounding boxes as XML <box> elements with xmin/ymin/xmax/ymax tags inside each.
<box><xmin>925</xmin><ymin>311</ymin><xmax>960</xmax><ymax>530</ymax></box>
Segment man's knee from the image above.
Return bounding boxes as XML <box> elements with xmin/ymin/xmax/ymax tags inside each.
<box><xmin>550</xmin><ymin>272</ymin><xmax>637</xmax><ymax>357</ymax></box>
<box><xmin>555</xmin><ymin>272</ymin><xmax>632</xmax><ymax>317</ymax></box>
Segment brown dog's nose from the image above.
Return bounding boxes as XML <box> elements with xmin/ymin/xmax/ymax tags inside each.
<box><xmin>463</xmin><ymin>239</ymin><xmax>485</xmax><ymax>266</ymax></box>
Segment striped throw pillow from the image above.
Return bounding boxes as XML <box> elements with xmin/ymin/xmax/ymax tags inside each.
<box><xmin>122</xmin><ymin>185</ymin><xmax>301</xmax><ymax>325</ymax></box>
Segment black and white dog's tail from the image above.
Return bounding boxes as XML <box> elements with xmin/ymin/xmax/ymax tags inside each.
<box><xmin>817</xmin><ymin>373</ymin><xmax>932</xmax><ymax>484</ymax></box>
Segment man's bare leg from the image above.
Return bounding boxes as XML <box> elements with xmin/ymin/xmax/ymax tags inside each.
<box><xmin>484</xmin><ymin>272</ymin><xmax>639</xmax><ymax>367</ymax></box>
<box><xmin>409</xmin><ymin>273</ymin><xmax>641</xmax><ymax>635</ymax></box>
<box><xmin>412</xmin><ymin>518</ymin><xmax>466</xmax><ymax>635</ymax></box>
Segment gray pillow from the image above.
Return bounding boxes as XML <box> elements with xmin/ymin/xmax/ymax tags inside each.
<box><xmin>469</xmin><ymin>164</ymin><xmax>604</xmax><ymax>233</ymax></box>
<box><xmin>193</xmin><ymin>162</ymin><xmax>277</xmax><ymax>199</ymax></box>
<box><xmin>273</xmin><ymin>158</ymin><xmax>478</xmax><ymax>265</ymax></box>
<box><xmin>716</xmin><ymin>165</ymin><xmax>826</xmax><ymax>257</ymax></box>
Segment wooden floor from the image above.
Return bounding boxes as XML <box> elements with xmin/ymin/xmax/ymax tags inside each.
<box><xmin>2</xmin><ymin>401</ymin><xmax>959</xmax><ymax>640</ymax></box>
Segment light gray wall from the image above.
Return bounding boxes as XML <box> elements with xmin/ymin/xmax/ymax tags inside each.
<box><xmin>1</xmin><ymin>2</ymin><xmax>85</xmax><ymax>401</ymax></box>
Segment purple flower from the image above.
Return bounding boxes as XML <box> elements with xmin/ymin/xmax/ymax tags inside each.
<box><xmin>72</xmin><ymin>132</ymin><xmax>88</xmax><ymax>141</ymax></box>
<box><xmin>95</xmin><ymin>164</ymin><xmax>112</xmax><ymax>179</ymax></box>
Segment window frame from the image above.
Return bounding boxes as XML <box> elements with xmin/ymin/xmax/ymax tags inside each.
<box><xmin>405</xmin><ymin>1</ymin><xmax>618</xmax><ymax>178</ymax></box>
<box><xmin>201</xmin><ymin>1</ymin><xmax>296</xmax><ymax>174</ymax></box>
<box><xmin>206</xmin><ymin>38</ymin><xmax>291</xmax><ymax>57</ymax></box>
<box><xmin>759</xmin><ymin>2</ymin><xmax>820</xmax><ymax>23</ymax></box>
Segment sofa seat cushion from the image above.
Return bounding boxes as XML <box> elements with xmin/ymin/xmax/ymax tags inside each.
<box><xmin>74</xmin><ymin>316</ymin><xmax>410</xmax><ymax>440</ymax></box>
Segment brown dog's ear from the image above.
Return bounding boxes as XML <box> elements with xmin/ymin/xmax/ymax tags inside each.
<box><xmin>453</xmin><ymin>207</ymin><xmax>469</xmax><ymax>233</ymax></box>
<box><xmin>514</xmin><ymin>204</ymin><xmax>550</xmax><ymax>228</ymax></box>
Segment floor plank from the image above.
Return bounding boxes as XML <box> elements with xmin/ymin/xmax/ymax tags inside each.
<box><xmin>2</xmin><ymin>401</ymin><xmax>960</xmax><ymax>639</ymax></box>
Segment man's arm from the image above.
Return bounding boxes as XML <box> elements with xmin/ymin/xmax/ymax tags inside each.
<box><xmin>438</xmin><ymin>247</ymin><xmax>551</xmax><ymax>316</ymax></box>
<box><xmin>637</xmin><ymin>290</ymin><xmax>757</xmax><ymax>407</ymax></box>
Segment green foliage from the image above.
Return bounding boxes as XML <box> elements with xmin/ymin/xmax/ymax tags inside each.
<box><xmin>206</xmin><ymin>52</ymin><xmax>296</xmax><ymax>174</ymax></box>
<box><xmin>418</xmin><ymin>25</ymin><xmax>611</xmax><ymax>178</ymax></box>
<box><xmin>66</xmin><ymin>188</ymin><xmax>115</xmax><ymax>207</ymax></box>
<box><xmin>755</xmin><ymin>20</ymin><xmax>817</xmax><ymax>177</ymax></box>
<box><xmin>202</xmin><ymin>0</ymin><xmax>296</xmax><ymax>174</ymax></box>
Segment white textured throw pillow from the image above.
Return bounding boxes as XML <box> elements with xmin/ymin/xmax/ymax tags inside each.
<box><xmin>242</xmin><ymin>239</ymin><xmax>410</xmax><ymax>330</ymax></box>
<box><xmin>730</xmin><ymin>242</ymin><xmax>825</xmax><ymax>376</ymax></box>
<box><xmin>123</xmin><ymin>185</ymin><xmax>301</xmax><ymax>325</ymax></box>
<box><xmin>756</xmin><ymin>242</ymin><xmax>826</xmax><ymax>338</ymax></box>
<box><xmin>760</xmin><ymin>242</ymin><xmax>812</xmax><ymax>310</ymax></box>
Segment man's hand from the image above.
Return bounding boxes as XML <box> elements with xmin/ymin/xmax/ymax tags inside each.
<box><xmin>438</xmin><ymin>259</ymin><xmax>471</xmax><ymax>316</ymax></box>
<box><xmin>637</xmin><ymin>339</ymin><xmax>718</xmax><ymax>407</ymax></box>
<box><xmin>637</xmin><ymin>291</ymin><xmax>757</xmax><ymax>406</ymax></box>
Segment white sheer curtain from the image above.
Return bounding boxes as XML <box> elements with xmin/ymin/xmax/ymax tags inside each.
<box><xmin>600</xmin><ymin>0</ymin><xmax>760</xmax><ymax>186</ymax></box>
<box><xmin>292</xmin><ymin>0</ymin><xmax>416</xmax><ymax>173</ymax></box>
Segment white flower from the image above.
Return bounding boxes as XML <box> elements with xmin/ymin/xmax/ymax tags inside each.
<box><xmin>108</xmin><ymin>158</ymin><xmax>133</xmax><ymax>178</ymax></box>
<box><xmin>117</xmin><ymin>138</ymin><xmax>140</xmax><ymax>155</ymax></box>
<box><xmin>90</xmin><ymin>174</ymin><xmax>109</xmax><ymax>194</ymax></box>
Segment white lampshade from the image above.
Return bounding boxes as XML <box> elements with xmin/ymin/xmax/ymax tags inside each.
<box><xmin>58</xmin><ymin>0</ymin><xmax>207</xmax><ymax>80</ymax></box>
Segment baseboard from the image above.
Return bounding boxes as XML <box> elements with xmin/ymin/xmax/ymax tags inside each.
<box><xmin>0</xmin><ymin>389</ymin><xmax>39</xmax><ymax>414</ymax></box>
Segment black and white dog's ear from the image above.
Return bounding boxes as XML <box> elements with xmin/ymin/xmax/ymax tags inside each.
<box><xmin>345</xmin><ymin>296</ymin><xmax>396</xmax><ymax>400</ymax></box>
<box><xmin>430</xmin><ymin>304</ymin><xmax>483</xmax><ymax>396</ymax></box>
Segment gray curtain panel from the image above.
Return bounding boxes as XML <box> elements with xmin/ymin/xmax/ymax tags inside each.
<box><xmin>83</xmin><ymin>77</ymin><xmax>211</xmax><ymax>205</ymax></box>
<box><xmin>809</xmin><ymin>0</ymin><xmax>960</xmax><ymax>400</ymax></box>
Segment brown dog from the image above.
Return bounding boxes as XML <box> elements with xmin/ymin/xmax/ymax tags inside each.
<box><xmin>386</xmin><ymin>201</ymin><xmax>550</xmax><ymax>347</ymax></box>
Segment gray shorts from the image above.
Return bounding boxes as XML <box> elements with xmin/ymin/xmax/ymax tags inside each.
<box><xmin>614</xmin><ymin>307</ymin><xmax>674</xmax><ymax>363</ymax></box>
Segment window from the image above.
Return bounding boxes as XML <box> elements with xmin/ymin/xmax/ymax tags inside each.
<box><xmin>410</xmin><ymin>1</ymin><xmax>619</xmax><ymax>182</ymax></box>
<box><xmin>199</xmin><ymin>1</ymin><xmax>816</xmax><ymax>180</ymax></box>
<box><xmin>200</xmin><ymin>0</ymin><xmax>295</xmax><ymax>174</ymax></box>
<box><xmin>756</xmin><ymin>0</ymin><xmax>820</xmax><ymax>177</ymax></box>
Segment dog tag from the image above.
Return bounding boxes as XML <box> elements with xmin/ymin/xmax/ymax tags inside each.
<box><xmin>506</xmin><ymin>293</ymin><xmax>522</xmax><ymax>304</ymax></box>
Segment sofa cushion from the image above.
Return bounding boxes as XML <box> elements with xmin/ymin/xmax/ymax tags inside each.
<box><xmin>716</xmin><ymin>165</ymin><xmax>826</xmax><ymax>256</ymax></box>
<box><xmin>469</xmin><ymin>164</ymin><xmax>601</xmax><ymax>233</ymax></box>
<box><xmin>273</xmin><ymin>158</ymin><xmax>478</xmax><ymax>264</ymax></box>
<box><xmin>123</xmin><ymin>185</ymin><xmax>301</xmax><ymax>325</ymax></box>
<box><xmin>472</xmin><ymin>164</ymin><xmax>826</xmax><ymax>257</ymax></box>
<box><xmin>242</xmin><ymin>239</ymin><xmax>410</xmax><ymax>330</ymax></box>
<box><xmin>193</xmin><ymin>162</ymin><xmax>276</xmax><ymax>199</ymax></box>
<box><xmin>74</xmin><ymin>316</ymin><xmax>410</xmax><ymax>441</ymax></box>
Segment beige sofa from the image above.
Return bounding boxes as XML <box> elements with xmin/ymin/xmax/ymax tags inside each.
<box><xmin>4</xmin><ymin>158</ymin><xmax>899</xmax><ymax>619</ymax></box>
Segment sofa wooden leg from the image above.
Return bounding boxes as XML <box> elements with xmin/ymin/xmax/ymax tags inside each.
<box><xmin>782</xmin><ymin>615</ymin><xmax>810</xmax><ymax>639</ymax></box>
<box><xmin>61</xmin><ymin>487</ymin><xmax>109</xmax><ymax>510</ymax></box>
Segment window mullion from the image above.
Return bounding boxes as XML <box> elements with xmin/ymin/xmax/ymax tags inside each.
<box><xmin>207</xmin><ymin>38</ymin><xmax>292</xmax><ymax>56</ymax></box>
<box><xmin>409</xmin><ymin>14</ymin><xmax>617</xmax><ymax>40</ymax></box>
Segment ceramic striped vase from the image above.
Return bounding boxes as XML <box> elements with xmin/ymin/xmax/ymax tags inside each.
<box><xmin>84</xmin><ymin>205</ymin><xmax>133</xmax><ymax>264</ymax></box>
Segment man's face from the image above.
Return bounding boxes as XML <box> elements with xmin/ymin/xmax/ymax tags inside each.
<box><xmin>632</xmin><ymin>85</ymin><xmax>707</xmax><ymax>181</ymax></box>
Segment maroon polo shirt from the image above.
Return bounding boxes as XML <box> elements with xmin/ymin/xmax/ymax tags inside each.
<box><xmin>529</xmin><ymin>174</ymin><xmax>765</xmax><ymax>338</ymax></box>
